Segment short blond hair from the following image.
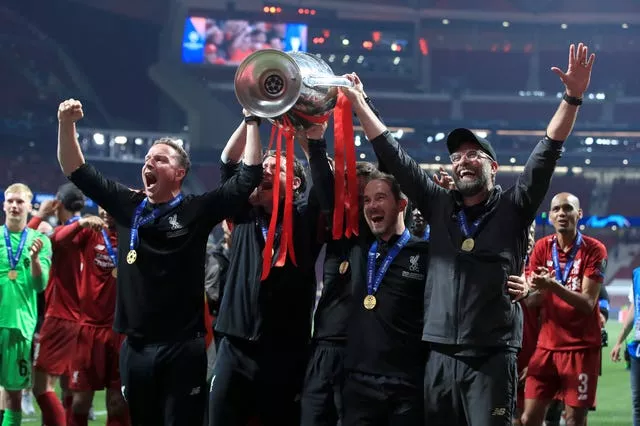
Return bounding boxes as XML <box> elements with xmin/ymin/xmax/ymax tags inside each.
<box><xmin>5</xmin><ymin>183</ymin><xmax>33</xmax><ymax>202</ymax></box>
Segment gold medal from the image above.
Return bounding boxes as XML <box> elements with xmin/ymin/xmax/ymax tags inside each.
<box><xmin>126</xmin><ymin>250</ymin><xmax>137</xmax><ymax>264</ymax></box>
<box><xmin>461</xmin><ymin>238</ymin><xmax>475</xmax><ymax>252</ymax></box>
<box><xmin>363</xmin><ymin>295</ymin><xmax>377</xmax><ymax>310</ymax></box>
<box><xmin>7</xmin><ymin>270</ymin><xmax>17</xmax><ymax>280</ymax></box>
<box><xmin>339</xmin><ymin>260</ymin><xmax>349</xmax><ymax>275</ymax></box>
<box><xmin>111</xmin><ymin>268</ymin><xmax>118</xmax><ymax>278</ymax></box>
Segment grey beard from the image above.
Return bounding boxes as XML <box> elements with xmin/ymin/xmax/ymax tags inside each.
<box><xmin>454</xmin><ymin>175</ymin><xmax>487</xmax><ymax>197</ymax></box>
<box><xmin>453</xmin><ymin>163</ymin><xmax>491</xmax><ymax>197</ymax></box>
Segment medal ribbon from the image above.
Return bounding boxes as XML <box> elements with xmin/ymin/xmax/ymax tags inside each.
<box><xmin>366</xmin><ymin>229</ymin><xmax>411</xmax><ymax>297</ymax></box>
<box><xmin>457</xmin><ymin>209</ymin><xmax>488</xmax><ymax>239</ymax></box>
<box><xmin>552</xmin><ymin>232</ymin><xmax>583</xmax><ymax>286</ymax></box>
<box><xmin>65</xmin><ymin>216</ymin><xmax>81</xmax><ymax>225</ymax></box>
<box><xmin>101</xmin><ymin>229</ymin><xmax>118</xmax><ymax>268</ymax></box>
<box><xmin>129</xmin><ymin>194</ymin><xmax>184</xmax><ymax>253</ymax></box>
<box><xmin>3</xmin><ymin>226</ymin><xmax>28</xmax><ymax>270</ymax></box>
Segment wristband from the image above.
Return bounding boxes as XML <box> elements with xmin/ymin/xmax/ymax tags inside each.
<box><xmin>562</xmin><ymin>92</ymin><xmax>583</xmax><ymax>106</ymax></box>
<box><xmin>244</xmin><ymin>115</ymin><xmax>261</xmax><ymax>125</ymax></box>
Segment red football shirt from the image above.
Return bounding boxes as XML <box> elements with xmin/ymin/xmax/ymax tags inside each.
<box><xmin>529</xmin><ymin>233</ymin><xmax>607</xmax><ymax>351</ymax></box>
<box><xmin>74</xmin><ymin>228</ymin><xmax>118</xmax><ymax>327</ymax></box>
<box><xmin>518</xmin><ymin>264</ymin><xmax>540</xmax><ymax>369</ymax></box>
<box><xmin>44</xmin><ymin>223</ymin><xmax>84</xmax><ymax>322</ymax></box>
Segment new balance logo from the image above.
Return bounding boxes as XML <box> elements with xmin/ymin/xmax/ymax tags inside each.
<box><xmin>491</xmin><ymin>407</ymin><xmax>507</xmax><ymax>417</ymax></box>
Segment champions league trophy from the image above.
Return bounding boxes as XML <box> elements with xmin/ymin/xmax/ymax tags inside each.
<box><xmin>234</xmin><ymin>49</ymin><xmax>354</xmax><ymax>129</ymax></box>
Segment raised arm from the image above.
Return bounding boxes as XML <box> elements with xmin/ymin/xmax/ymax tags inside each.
<box><xmin>221</xmin><ymin>118</ymin><xmax>248</xmax><ymax>165</ymax></box>
<box><xmin>56</xmin><ymin>100</ymin><xmax>138</xmax><ymax>225</ymax></box>
<box><xmin>27</xmin><ymin>200</ymin><xmax>60</xmax><ymax>231</ymax></box>
<box><xmin>200</xmin><ymin>116</ymin><xmax>263</xmax><ymax>218</ymax></box>
<box><xmin>339</xmin><ymin>73</ymin><xmax>444</xmax><ymax>220</ymax></box>
<box><xmin>512</xmin><ymin>43</ymin><xmax>595</xmax><ymax>222</ymax></box>
<box><xmin>57</xmin><ymin>99</ymin><xmax>86</xmax><ymax>175</ymax></box>
<box><xmin>546</xmin><ymin>43</ymin><xmax>594</xmax><ymax>141</ymax></box>
<box><xmin>305</xmin><ymin>123</ymin><xmax>333</xmax><ymax>218</ymax></box>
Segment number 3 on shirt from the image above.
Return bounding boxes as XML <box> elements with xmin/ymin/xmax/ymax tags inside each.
<box><xmin>577</xmin><ymin>372</ymin><xmax>589</xmax><ymax>400</ymax></box>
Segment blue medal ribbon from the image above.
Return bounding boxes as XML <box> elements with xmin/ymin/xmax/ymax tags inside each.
<box><xmin>552</xmin><ymin>232</ymin><xmax>583</xmax><ymax>286</ymax></box>
<box><xmin>101</xmin><ymin>229</ymin><xmax>118</xmax><ymax>268</ymax></box>
<box><xmin>65</xmin><ymin>216</ymin><xmax>81</xmax><ymax>225</ymax></box>
<box><xmin>457</xmin><ymin>210</ymin><xmax>486</xmax><ymax>239</ymax></box>
<box><xmin>3</xmin><ymin>226</ymin><xmax>28</xmax><ymax>270</ymax></box>
<box><xmin>129</xmin><ymin>194</ymin><xmax>184</xmax><ymax>253</ymax></box>
<box><xmin>366</xmin><ymin>229</ymin><xmax>411</xmax><ymax>297</ymax></box>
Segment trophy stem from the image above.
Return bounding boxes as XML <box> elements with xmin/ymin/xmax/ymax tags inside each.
<box><xmin>302</xmin><ymin>75</ymin><xmax>354</xmax><ymax>88</ymax></box>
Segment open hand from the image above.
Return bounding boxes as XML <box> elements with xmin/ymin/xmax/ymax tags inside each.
<box><xmin>551</xmin><ymin>43</ymin><xmax>595</xmax><ymax>98</ymax></box>
<box><xmin>433</xmin><ymin>167</ymin><xmax>455</xmax><ymax>190</ymax></box>
<box><xmin>29</xmin><ymin>238</ymin><xmax>44</xmax><ymax>259</ymax></box>
<box><xmin>507</xmin><ymin>274</ymin><xmax>529</xmax><ymax>302</ymax></box>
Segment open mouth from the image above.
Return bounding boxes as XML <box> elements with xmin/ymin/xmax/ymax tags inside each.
<box><xmin>369</xmin><ymin>214</ymin><xmax>384</xmax><ymax>225</ymax></box>
<box><xmin>458</xmin><ymin>169</ymin><xmax>476</xmax><ymax>180</ymax></box>
<box><xmin>260</xmin><ymin>180</ymin><xmax>273</xmax><ymax>190</ymax></box>
<box><xmin>144</xmin><ymin>171</ymin><xmax>158</xmax><ymax>190</ymax></box>
<box><xmin>557</xmin><ymin>219</ymin><xmax>568</xmax><ymax>226</ymax></box>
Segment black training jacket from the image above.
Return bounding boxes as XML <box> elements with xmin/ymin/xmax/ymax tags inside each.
<box><xmin>370</xmin><ymin>131</ymin><xmax>563</xmax><ymax>351</ymax></box>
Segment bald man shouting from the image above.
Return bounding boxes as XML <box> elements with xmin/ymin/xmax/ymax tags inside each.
<box><xmin>521</xmin><ymin>193</ymin><xmax>608</xmax><ymax>426</ymax></box>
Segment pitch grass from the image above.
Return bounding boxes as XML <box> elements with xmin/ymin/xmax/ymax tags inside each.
<box><xmin>21</xmin><ymin>321</ymin><xmax>633</xmax><ymax>424</ymax></box>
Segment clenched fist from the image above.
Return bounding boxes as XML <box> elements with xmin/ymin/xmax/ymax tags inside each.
<box><xmin>58</xmin><ymin>99</ymin><xmax>84</xmax><ymax>123</ymax></box>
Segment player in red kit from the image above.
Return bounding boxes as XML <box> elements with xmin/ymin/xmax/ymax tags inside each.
<box><xmin>55</xmin><ymin>207</ymin><xmax>129</xmax><ymax>426</ymax></box>
<box><xmin>30</xmin><ymin>184</ymin><xmax>86</xmax><ymax>426</ymax></box>
<box><xmin>514</xmin><ymin>222</ymin><xmax>541</xmax><ymax>425</ymax></box>
<box><xmin>521</xmin><ymin>193</ymin><xmax>607</xmax><ymax>426</ymax></box>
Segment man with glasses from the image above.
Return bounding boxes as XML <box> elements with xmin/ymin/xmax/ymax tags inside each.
<box><xmin>339</xmin><ymin>42</ymin><xmax>595</xmax><ymax>425</ymax></box>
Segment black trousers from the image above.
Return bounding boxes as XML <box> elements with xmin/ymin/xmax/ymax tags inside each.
<box><xmin>300</xmin><ymin>340</ymin><xmax>346</xmax><ymax>426</ymax></box>
<box><xmin>208</xmin><ymin>336</ymin><xmax>308</xmax><ymax>426</ymax></box>
<box><xmin>119</xmin><ymin>335</ymin><xmax>207</xmax><ymax>426</ymax></box>
<box><xmin>424</xmin><ymin>349</ymin><xmax>517</xmax><ymax>426</ymax></box>
<box><xmin>342</xmin><ymin>371</ymin><xmax>423</xmax><ymax>426</ymax></box>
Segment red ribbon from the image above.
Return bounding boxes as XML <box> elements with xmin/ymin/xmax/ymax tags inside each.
<box><xmin>332</xmin><ymin>92</ymin><xmax>359</xmax><ymax>240</ymax></box>
<box><xmin>259</xmin><ymin>100</ymin><xmax>358</xmax><ymax>280</ymax></box>
<box><xmin>260</xmin><ymin>117</ymin><xmax>297</xmax><ymax>281</ymax></box>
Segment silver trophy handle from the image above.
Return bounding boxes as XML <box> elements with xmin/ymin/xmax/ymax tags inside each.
<box><xmin>302</xmin><ymin>75</ymin><xmax>354</xmax><ymax>88</ymax></box>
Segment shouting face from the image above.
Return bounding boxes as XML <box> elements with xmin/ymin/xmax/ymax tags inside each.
<box><xmin>363</xmin><ymin>179</ymin><xmax>407</xmax><ymax>239</ymax></box>
<box><xmin>450</xmin><ymin>142</ymin><xmax>497</xmax><ymax>197</ymax></box>
<box><xmin>141</xmin><ymin>143</ymin><xmax>186</xmax><ymax>202</ymax></box>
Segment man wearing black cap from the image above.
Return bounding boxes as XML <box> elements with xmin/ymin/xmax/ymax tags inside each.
<box><xmin>340</xmin><ymin>42</ymin><xmax>595</xmax><ymax>426</ymax></box>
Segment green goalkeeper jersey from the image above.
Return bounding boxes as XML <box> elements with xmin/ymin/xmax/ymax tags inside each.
<box><xmin>0</xmin><ymin>225</ymin><xmax>52</xmax><ymax>340</ymax></box>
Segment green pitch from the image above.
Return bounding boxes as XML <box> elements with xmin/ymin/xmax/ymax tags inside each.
<box><xmin>20</xmin><ymin>321</ymin><xmax>634</xmax><ymax>424</ymax></box>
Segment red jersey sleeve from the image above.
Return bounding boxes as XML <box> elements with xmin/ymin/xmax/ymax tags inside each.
<box><xmin>51</xmin><ymin>223</ymin><xmax>91</xmax><ymax>248</ymax></box>
<box><xmin>583</xmin><ymin>240</ymin><xmax>607</xmax><ymax>284</ymax></box>
<box><xmin>27</xmin><ymin>216</ymin><xmax>43</xmax><ymax>230</ymax></box>
<box><xmin>527</xmin><ymin>238</ymin><xmax>547</xmax><ymax>279</ymax></box>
